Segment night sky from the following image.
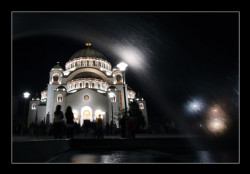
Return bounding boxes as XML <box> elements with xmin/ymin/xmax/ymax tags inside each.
<box><xmin>12</xmin><ymin>12</ymin><xmax>239</xmax><ymax>133</ymax></box>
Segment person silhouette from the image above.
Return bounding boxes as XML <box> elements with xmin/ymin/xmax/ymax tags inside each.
<box><xmin>65</xmin><ymin>106</ymin><xmax>74</xmax><ymax>139</ymax></box>
<box><xmin>46</xmin><ymin>112</ymin><xmax>50</xmax><ymax>126</ymax></box>
<box><xmin>120</xmin><ymin>116</ymin><xmax>126</xmax><ymax>138</ymax></box>
<box><xmin>96</xmin><ymin>115</ymin><xmax>103</xmax><ymax>139</ymax></box>
<box><xmin>129</xmin><ymin>117</ymin><xmax>136</xmax><ymax>139</ymax></box>
<box><xmin>110</xmin><ymin>119</ymin><xmax>113</xmax><ymax>135</ymax></box>
<box><xmin>106</xmin><ymin>122</ymin><xmax>110</xmax><ymax>136</ymax></box>
<box><xmin>53</xmin><ymin>105</ymin><xmax>64</xmax><ymax>139</ymax></box>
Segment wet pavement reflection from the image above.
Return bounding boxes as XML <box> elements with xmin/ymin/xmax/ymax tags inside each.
<box><xmin>50</xmin><ymin>148</ymin><xmax>237</xmax><ymax>163</ymax></box>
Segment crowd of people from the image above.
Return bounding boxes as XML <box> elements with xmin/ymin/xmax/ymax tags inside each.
<box><xmin>14</xmin><ymin>104</ymin><xmax>155</xmax><ymax>139</ymax></box>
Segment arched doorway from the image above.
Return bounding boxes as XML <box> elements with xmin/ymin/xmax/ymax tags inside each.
<box><xmin>94</xmin><ymin>110</ymin><xmax>103</xmax><ymax>120</ymax></box>
<box><xmin>80</xmin><ymin>106</ymin><xmax>93</xmax><ymax>126</ymax></box>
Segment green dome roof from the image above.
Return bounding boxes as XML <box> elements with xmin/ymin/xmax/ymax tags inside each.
<box><xmin>57</xmin><ymin>85</ymin><xmax>66</xmax><ymax>89</ymax></box>
<box><xmin>70</xmin><ymin>48</ymin><xmax>106</xmax><ymax>60</ymax></box>
<box><xmin>52</xmin><ymin>62</ymin><xmax>63</xmax><ymax>70</ymax></box>
<box><xmin>107</xmin><ymin>86</ymin><xmax>117</xmax><ymax>91</ymax></box>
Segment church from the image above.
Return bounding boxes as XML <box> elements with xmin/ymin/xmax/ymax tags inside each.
<box><xmin>27</xmin><ymin>43</ymin><xmax>148</xmax><ymax>129</ymax></box>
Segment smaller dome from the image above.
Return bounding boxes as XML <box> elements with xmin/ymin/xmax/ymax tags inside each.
<box><xmin>70</xmin><ymin>48</ymin><xmax>106</xmax><ymax>60</ymax></box>
<box><xmin>56</xmin><ymin>85</ymin><xmax>66</xmax><ymax>91</ymax></box>
<box><xmin>32</xmin><ymin>92</ymin><xmax>40</xmax><ymax>101</ymax></box>
<box><xmin>52</xmin><ymin>62</ymin><xmax>63</xmax><ymax>70</ymax></box>
<box><xmin>107</xmin><ymin>86</ymin><xmax>117</xmax><ymax>91</ymax></box>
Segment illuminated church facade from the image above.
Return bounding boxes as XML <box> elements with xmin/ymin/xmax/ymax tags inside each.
<box><xmin>27</xmin><ymin>43</ymin><xmax>148</xmax><ymax>128</ymax></box>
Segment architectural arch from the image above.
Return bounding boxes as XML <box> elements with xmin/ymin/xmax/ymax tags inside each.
<box><xmin>57</xmin><ymin>94</ymin><xmax>63</xmax><ymax>102</ymax></box>
<box><xmin>80</xmin><ymin>106</ymin><xmax>93</xmax><ymax>126</ymax></box>
<box><xmin>64</xmin><ymin>67</ymin><xmax>111</xmax><ymax>84</ymax></box>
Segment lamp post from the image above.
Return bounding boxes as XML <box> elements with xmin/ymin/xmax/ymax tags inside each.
<box><xmin>23</xmin><ymin>92</ymin><xmax>30</xmax><ymax>134</ymax></box>
<box><xmin>108</xmin><ymin>92</ymin><xmax>115</xmax><ymax>125</ymax></box>
<box><xmin>117</xmin><ymin>62</ymin><xmax>128</xmax><ymax>138</ymax></box>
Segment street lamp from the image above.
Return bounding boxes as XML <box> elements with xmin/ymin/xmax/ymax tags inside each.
<box><xmin>107</xmin><ymin>86</ymin><xmax>117</xmax><ymax>136</ymax></box>
<box><xmin>117</xmin><ymin>62</ymin><xmax>128</xmax><ymax>137</ymax></box>
<box><xmin>23</xmin><ymin>92</ymin><xmax>30</xmax><ymax>134</ymax></box>
<box><xmin>108</xmin><ymin>92</ymin><xmax>116</xmax><ymax>125</ymax></box>
<box><xmin>23</xmin><ymin>92</ymin><xmax>30</xmax><ymax>99</ymax></box>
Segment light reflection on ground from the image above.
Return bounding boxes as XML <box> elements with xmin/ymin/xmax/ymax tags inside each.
<box><xmin>196</xmin><ymin>151</ymin><xmax>212</xmax><ymax>163</ymax></box>
<box><xmin>51</xmin><ymin>149</ymin><xmax>226</xmax><ymax>163</ymax></box>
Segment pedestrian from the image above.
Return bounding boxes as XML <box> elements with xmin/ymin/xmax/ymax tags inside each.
<box><xmin>110</xmin><ymin>119</ymin><xmax>113</xmax><ymax>135</ymax></box>
<box><xmin>46</xmin><ymin>112</ymin><xmax>50</xmax><ymax>126</ymax></box>
<box><xmin>53</xmin><ymin>105</ymin><xmax>64</xmax><ymax>139</ymax></box>
<box><xmin>129</xmin><ymin>117</ymin><xmax>136</xmax><ymax>139</ymax></box>
<box><xmin>106</xmin><ymin>122</ymin><xmax>110</xmax><ymax>136</ymax></box>
<box><xmin>120</xmin><ymin>117</ymin><xmax>126</xmax><ymax>138</ymax></box>
<box><xmin>65</xmin><ymin>106</ymin><xmax>74</xmax><ymax>139</ymax></box>
<box><xmin>29</xmin><ymin>122</ymin><xmax>35</xmax><ymax>136</ymax></box>
<box><xmin>39</xmin><ymin>121</ymin><xmax>46</xmax><ymax>135</ymax></box>
<box><xmin>96</xmin><ymin>115</ymin><xmax>103</xmax><ymax>139</ymax></box>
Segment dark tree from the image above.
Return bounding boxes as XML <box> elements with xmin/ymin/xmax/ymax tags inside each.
<box><xmin>128</xmin><ymin>101</ymin><xmax>146</xmax><ymax>132</ymax></box>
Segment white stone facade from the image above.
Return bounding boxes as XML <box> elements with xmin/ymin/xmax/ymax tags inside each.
<box><xmin>27</xmin><ymin>46</ymin><xmax>148</xmax><ymax>129</ymax></box>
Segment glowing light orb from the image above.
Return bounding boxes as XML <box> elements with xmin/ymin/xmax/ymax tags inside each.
<box><xmin>73</xmin><ymin>113</ymin><xmax>78</xmax><ymax>119</ymax></box>
<box><xmin>83</xmin><ymin>110</ymin><xmax>90</xmax><ymax>117</ymax></box>
<box><xmin>117</xmin><ymin>62</ymin><xmax>128</xmax><ymax>71</ymax></box>
<box><xmin>204</xmin><ymin>104</ymin><xmax>229</xmax><ymax>134</ymax></box>
<box><xmin>23</xmin><ymin>92</ymin><xmax>30</xmax><ymax>98</ymax></box>
<box><xmin>207</xmin><ymin>118</ymin><xmax>226</xmax><ymax>133</ymax></box>
<box><xmin>113</xmin><ymin>45</ymin><xmax>144</xmax><ymax>70</ymax></box>
<box><xmin>185</xmin><ymin>98</ymin><xmax>205</xmax><ymax>115</ymax></box>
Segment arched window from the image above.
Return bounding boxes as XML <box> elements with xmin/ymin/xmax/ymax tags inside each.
<box><xmin>110</xmin><ymin>95</ymin><xmax>116</xmax><ymax>102</ymax></box>
<box><xmin>31</xmin><ymin>103</ymin><xmax>36</xmax><ymax>110</ymax></box>
<box><xmin>74</xmin><ymin>83</ymin><xmax>77</xmax><ymax>89</ymax></box>
<box><xmin>80</xmin><ymin>83</ymin><xmax>82</xmax><ymax>88</ymax></box>
<box><xmin>57</xmin><ymin>94</ymin><xmax>63</xmax><ymax>102</ymax></box>
<box><xmin>85</xmin><ymin>83</ymin><xmax>89</xmax><ymax>88</ymax></box>
<box><xmin>52</xmin><ymin>73</ymin><xmax>59</xmax><ymax>83</ymax></box>
<box><xmin>93</xmin><ymin>61</ymin><xmax>96</xmax><ymax>66</ymax></box>
<box><xmin>92</xmin><ymin>83</ymin><xmax>95</xmax><ymax>88</ymax></box>
<box><xmin>98</xmin><ymin>84</ymin><xmax>101</xmax><ymax>89</ymax></box>
<box><xmin>75</xmin><ymin>61</ymin><xmax>77</xmax><ymax>66</ymax></box>
<box><xmin>116</xmin><ymin>74</ymin><xmax>122</xmax><ymax>83</ymax></box>
<box><xmin>139</xmin><ymin>103</ymin><xmax>144</xmax><ymax>110</ymax></box>
<box><xmin>87</xmin><ymin>60</ymin><xmax>89</xmax><ymax>66</ymax></box>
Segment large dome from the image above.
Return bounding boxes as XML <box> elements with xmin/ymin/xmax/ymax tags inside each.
<box><xmin>70</xmin><ymin>48</ymin><xmax>106</xmax><ymax>60</ymax></box>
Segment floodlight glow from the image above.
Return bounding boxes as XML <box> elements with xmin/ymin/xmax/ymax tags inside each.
<box><xmin>108</xmin><ymin>92</ymin><xmax>116</xmax><ymax>102</ymax></box>
<box><xmin>23</xmin><ymin>92</ymin><xmax>30</xmax><ymax>98</ymax></box>
<box><xmin>108</xmin><ymin>92</ymin><xmax>115</xmax><ymax>98</ymax></box>
<box><xmin>73</xmin><ymin>110</ymin><xmax>79</xmax><ymax>120</ymax></box>
<box><xmin>207</xmin><ymin>118</ymin><xmax>226</xmax><ymax>133</ymax></box>
<box><xmin>95</xmin><ymin>109</ymin><xmax>103</xmax><ymax>119</ymax></box>
<box><xmin>97</xmin><ymin>90</ymin><xmax>106</xmax><ymax>94</ymax></box>
<box><xmin>68</xmin><ymin>90</ymin><xmax>77</xmax><ymax>93</ymax></box>
<box><xmin>113</xmin><ymin>45</ymin><xmax>144</xmax><ymax>70</ymax></box>
<box><xmin>117</xmin><ymin>62</ymin><xmax>128</xmax><ymax>71</ymax></box>
<box><xmin>185</xmin><ymin>98</ymin><xmax>205</xmax><ymax>114</ymax></box>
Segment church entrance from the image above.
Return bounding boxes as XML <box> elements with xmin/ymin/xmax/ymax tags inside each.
<box><xmin>80</xmin><ymin>106</ymin><xmax>93</xmax><ymax>126</ymax></box>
